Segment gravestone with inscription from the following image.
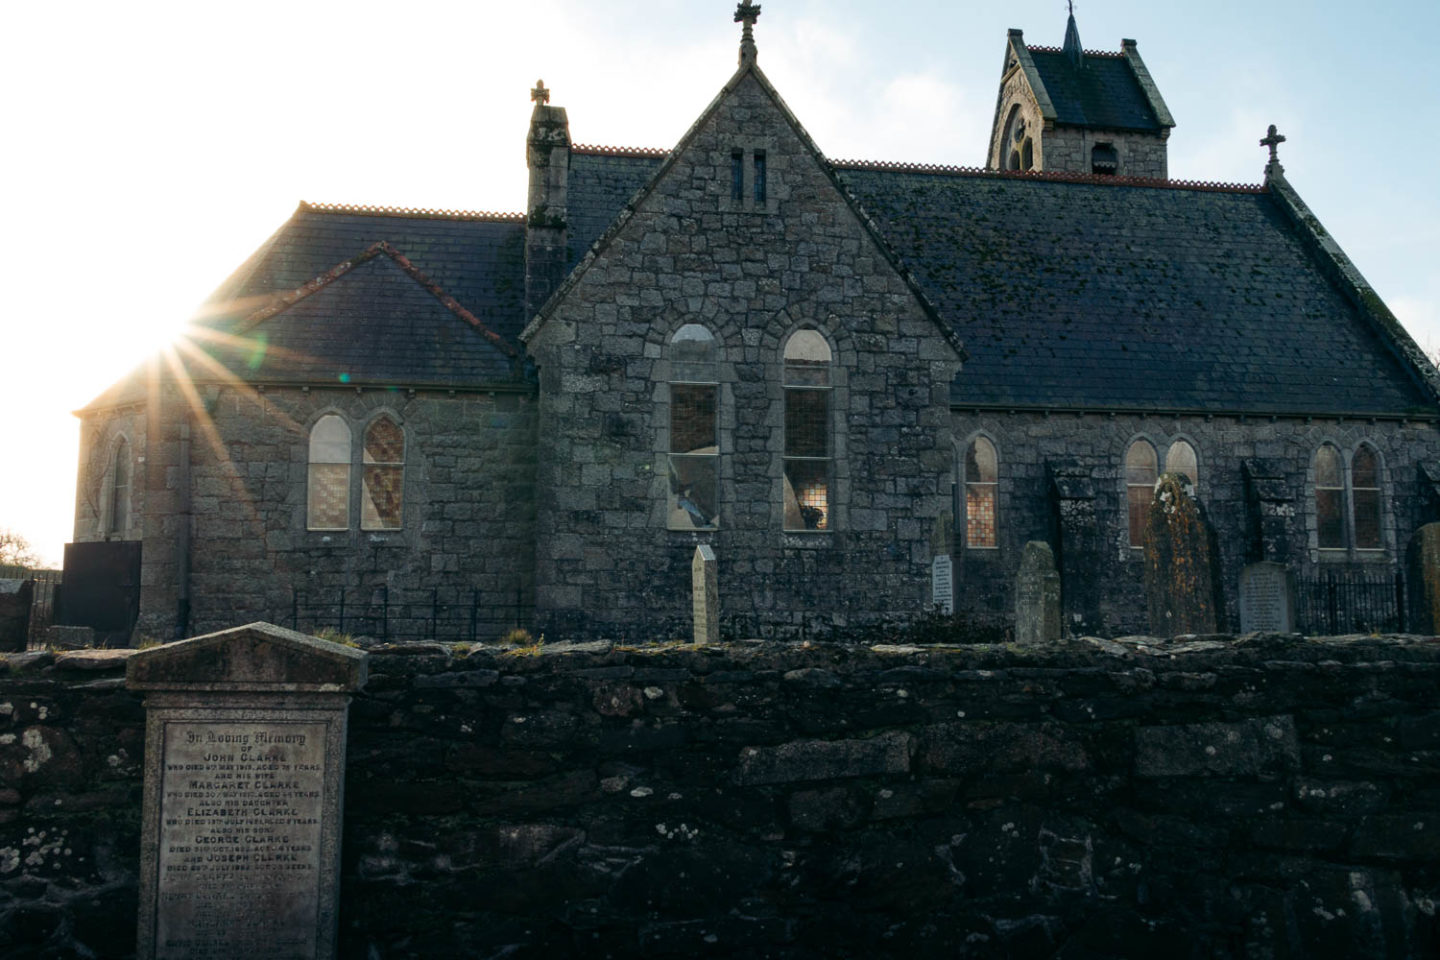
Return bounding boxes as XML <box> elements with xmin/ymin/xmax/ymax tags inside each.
<box><xmin>1239</xmin><ymin>561</ymin><xmax>1295</xmax><ymax>633</ymax></box>
<box><xmin>1143</xmin><ymin>474</ymin><xmax>1221</xmax><ymax>636</ymax></box>
<box><xmin>930</xmin><ymin>514</ymin><xmax>955</xmax><ymax>615</ymax></box>
<box><xmin>1015</xmin><ymin>541</ymin><xmax>1062</xmax><ymax>646</ymax></box>
<box><xmin>692</xmin><ymin>545</ymin><xmax>719</xmax><ymax>644</ymax></box>
<box><xmin>127</xmin><ymin>622</ymin><xmax>367</xmax><ymax>960</ymax></box>
<box><xmin>1406</xmin><ymin>522</ymin><xmax>1440</xmax><ymax>635</ymax></box>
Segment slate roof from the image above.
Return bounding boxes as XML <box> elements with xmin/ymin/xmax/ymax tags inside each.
<box><xmin>835</xmin><ymin>167</ymin><xmax>1434</xmax><ymax>415</ymax></box>
<box><xmin>1028</xmin><ymin>50</ymin><xmax>1161</xmax><ymax>133</ymax></box>
<box><xmin>567</xmin><ymin>148</ymin><xmax>666</xmax><ymax>273</ymax></box>
<box><xmin>170</xmin><ymin>203</ymin><xmax>527</xmax><ymax>390</ymax></box>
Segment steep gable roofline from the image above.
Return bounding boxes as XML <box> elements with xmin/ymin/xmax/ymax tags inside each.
<box><xmin>832</xmin><ymin>160</ymin><xmax>1263</xmax><ymax>194</ymax></box>
<box><xmin>986</xmin><ymin>30</ymin><xmax>1058</xmax><ymax>167</ymax></box>
<box><xmin>1266</xmin><ymin>169</ymin><xmax>1440</xmax><ymax>405</ymax></box>
<box><xmin>521</xmin><ymin>56</ymin><xmax>967</xmax><ymax>362</ymax></box>
<box><xmin>233</xmin><ymin>240</ymin><xmax>519</xmax><ymax>359</ymax></box>
<box><xmin>1121</xmin><ymin>39</ymin><xmax>1175</xmax><ymax>129</ymax></box>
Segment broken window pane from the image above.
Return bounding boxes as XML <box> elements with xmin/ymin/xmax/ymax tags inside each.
<box><xmin>669</xmin><ymin>383</ymin><xmax>718</xmax><ymax>529</ymax></box>
<box><xmin>362</xmin><ymin>417</ymin><xmax>404</xmax><ymax>530</ymax></box>
<box><xmin>308</xmin><ymin>415</ymin><xmax>350</xmax><ymax>530</ymax></box>
<box><xmin>784</xmin><ymin>459</ymin><xmax>828</xmax><ymax>530</ymax></box>
<box><xmin>1125</xmin><ymin>440</ymin><xmax>1157</xmax><ymax>547</ymax></box>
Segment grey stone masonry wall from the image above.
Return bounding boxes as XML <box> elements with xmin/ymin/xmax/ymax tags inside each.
<box><xmin>1041</xmin><ymin>126</ymin><xmax>1169</xmax><ymax>179</ymax></box>
<box><xmin>526</xmin><ymin>68</ymin><xmax>961</xmax><ymax>639</ymax></box>
<box><xmin>3</xmin><ymin>635</ymin><xmax>1439</xmax><ymax>958</ymax></box>
<box><xmin>953</xmin><ymin>410</ymin><xmax>1440</xmax><ymax>636</ymax></box>
<box><xmin>73</xmin><ymin>403</ymin><xmax>148</xmax><ymax>544</ymax></box>
<box><xmin>115</xmin><ymin>383</ymin><xmax>537</xmax><ymax>642</ymax></box>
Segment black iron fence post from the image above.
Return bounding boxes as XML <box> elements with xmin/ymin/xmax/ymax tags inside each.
<box><xmin>291</xmin><ymin>588</ymin><xmax>298</xmax><ymax>631</ymax></box>
<box><xmin>338</xmin><ymin>587</ymin><xmax>346</xmax><ymax>634</ymax></box>
<box><xmin>381</xmin><ymin>585</ymin><xmax>389</xmax><ymax>642</ymax></box>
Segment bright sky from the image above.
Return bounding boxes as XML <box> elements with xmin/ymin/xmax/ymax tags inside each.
<box><xmin>3</xmin><ymin>0</ymin><xmax>1437</xmax><ymax>566</ymax></box>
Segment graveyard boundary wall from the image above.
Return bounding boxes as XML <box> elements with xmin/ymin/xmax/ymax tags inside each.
<box><xmin>1</xmin><ymin>634</ymin><xmax>1438</xmax><ymax>958</ymax></box>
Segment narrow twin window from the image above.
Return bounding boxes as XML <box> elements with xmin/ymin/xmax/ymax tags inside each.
<box><xmin>783</xmin><ymin>330</ymin><xmax>832</xmax><ymax>531</ymax></box>
<box><xmin>1317</xmin><ymin>442</ymin><xmax>1382</xmax><ymax>550</ymax></box>
<box><xmin>731</xmin><ymin>150</ymin><xmax>744</xmax><ymax>203</ymax></box>
<box><xmin>307</xmin><ymin>414</ymin><xmax>405</xmax><ymax>531</ymax></box>
<box><xmin>753</xmin><ymin>150</ymin><xmax>767</xmax><ymax>204</ymax></box>
<box><xmin>965</xmin><ymin>437</ymin><xmax>998</xmax><ymax>548</ymax></box>
<box><xmin>728</xmin><ymin>147</ymin><xmax>768</xmax><ymax>209</ymax></box>
<box><xmin>668</xmin><ymin>325</ymin><xmax>720</xmax><ymax>530</ymax></box>
<box><xmin>1125</xmin><ymin>440</ymin><xmax>1158</xmax><ymax>547</ymax></box>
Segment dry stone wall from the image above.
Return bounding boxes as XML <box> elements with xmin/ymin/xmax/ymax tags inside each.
<box><xmin>3</xmin><ymin>634</ymin><xmax>1439</xmax><ymax>958</ymax></box>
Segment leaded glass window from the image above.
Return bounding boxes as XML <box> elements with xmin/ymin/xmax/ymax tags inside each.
<box><xmin>965</xmin><ymin>437</ymin><xmax>998</xmax><ymax>548</ymax></box>
<box><xmin>1315</xmin><ymin>444</ymin><xmax>1345</xmax><ymax>549</ymax></box>
<box><xmin>1165</xmin><ymin>440</ymin><xmax>1198</xmax><ymax>486</ymax></box>
<box><xmin>1126</xmin><ymin>440</ymin><xmax>1157</xmax><ymax>547</ymax></box>
<box><xmin>783</xmin><ymin>330</ymin><xmax>831</xmax><ymax>531</ymax></box>
<box><xmin>1351</xmin><ymin>444</ymin><xmax>1381</xmax><ymax>550</ymax></box>
<box><xmin>362</xmin><ymin>416</ymin><xmax>404</xmax><ymax>531</ymax></box>
<box><xmin>668</xmin><ymin>325</ymin><xmax>719</xmax><ymax>530</ymax></box>
<box><xmin>307</xmin><ymin>415</ymin><xmax>351</xmax><ymax>530</ymax></box>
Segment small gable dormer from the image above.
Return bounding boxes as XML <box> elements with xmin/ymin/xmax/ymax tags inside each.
<box><xmin>987</xmin><ymin>12</ymin><xmax>1175</xmax><ymax>178</ymax></box>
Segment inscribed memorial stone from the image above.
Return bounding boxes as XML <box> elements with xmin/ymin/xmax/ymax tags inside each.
<box><xmin>127</xmin><ymin>622</ymin><xmax>367</xmax><ymax>960</ymax></box>
<box><xmin>1239</xmin><ymin>561</ymin><xmax>1294</xmax><ymax>633</ymax></box>
<box><xmin>1142</xmin><ymin>474</ymin><xmax>1220</xmax><ymax>636</ymax></box>
<box><xmin>1406</xmin><ymin>522</ymin><xmax>1440</xmax><ymax>635</ymax></box>
<box><xmin>1014</xmin><ymin>541</ymin><xmax>1061</xmax><ymax>645</ymax></box>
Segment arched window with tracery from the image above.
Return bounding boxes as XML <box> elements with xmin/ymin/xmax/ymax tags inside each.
<box><xmin>1165</xmin><ymin>440</ymin><xmax>1198</xmax><ymax>486</ymax></box>
<box><xmin>965</xmin><ymin>437</ymin><xmax>998</xmax><ymax>548</ymax></box>
<box><xmin>307</xmin><ymin>415</ymin><xmax>351</xmax><ymax>530</ymax></box>
<box><xmin>362</xmin><ymin>416</ymin><xmax>405</xmax><ymax>530</ymax></box>
<box><xmin>667</xmin><ymin>324</ymin><xmax>720</xmax><ymax>530</ymax></box>
<box><xmin>108</xmin><ymin>437</ymin><xmax>131</xmax><ymax>537</ymax></box>
<box><xmin>1125</xmin><ymin>440</ymin><xmax>1158</xmax><ymax>547</ymax></box>
<box><xmin>783</xmin><ymin>330</ymin><xmax>832</xmax><ymax>531</ymax></box>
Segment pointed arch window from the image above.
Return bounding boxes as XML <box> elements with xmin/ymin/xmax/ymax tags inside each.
<box><xmin>307</xmin><ymin>415</ymin><xmax>351</xmax><ymax>531</ymax></box>
<box><xmin>668</xmin><ymin>324</ymin><xmax>720</xmax><ymax>530</ymax></box>
<box><xmin>783</xmin><ymin>330</ymin><xmax>832</xmax><ymax>531</ymax></box>
<box><xmin>108</xmin><ymin>438</ymin><xmax>131</xmax><ymax>537</ymax></box>
<box><xmin>1125</xmin><ymin>440</ymin><xmax>1158</xmax><ymax>547</ymax></box>
<box><xmin>965</xmin><ymin>437</ymin><xmax>998</xmax><ymax>548</ymax></box>
<box><xmin>1315</xmin><ymin>443</ymin><xmax>1345</xmax><ymax>550</ymax></box>
<box><xmin>1351</xmin><ymin>444</ymin><xmax>1382</xmax><ymax>550</ymax></box>
<box><xmin>362</xmin><ymin>416</ymin><xmax>405</xmax><ymax>530</ymax></box>
<box><xmin>1165</xmin><ymin>440</ymin><xmax>1198</xmax><ymax>486</ymax></box>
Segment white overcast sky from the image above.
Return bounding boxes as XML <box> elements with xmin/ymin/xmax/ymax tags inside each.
<box><xmin>3</xmin><ymin>0</ymin><xmax>1437</xmax><ymax>564</ymax></box>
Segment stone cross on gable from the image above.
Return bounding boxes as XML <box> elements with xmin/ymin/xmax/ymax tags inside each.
<box><xmin>735</xmin><ymin>0</ymin><xmax>761</xmax><ymax>61</ymax></box>
<box><xmin>531</xmin><ymin>80</ymin><xmax>550</xmax><ymax>106</ymax></box>
<box><xmin>1260</xmin><ymin>124</ymin><xmax>1286</xmax><ymax>164</ymax></box>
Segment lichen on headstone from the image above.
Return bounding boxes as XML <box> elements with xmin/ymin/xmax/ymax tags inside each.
<box><xmin>1141</xmin><ymin>473</ymin><xmax>1221</xmax><ymax>636</ymax></box>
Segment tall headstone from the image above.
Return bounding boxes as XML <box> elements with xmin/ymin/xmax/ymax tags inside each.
<box><xmin>127</xmin><ymin>622</ymin><xmax>367</xmax><ymax>960</ymax></box>
<box><xmin>930</xmin><ymin>514</ymin><xmax>955</xmax><ymax>615</ymax></box>
<box><xmin>1406</xmin><ymin>522</ymin><xmax>1440</xmax><ymax>635</ymax></box>
<box><xmin>692</xmin><ymin>545</ymin><xmax>719</xmax><ymax>644</ymax></box>
<box><xmin>1239</xmin><ymin>561</ymin><xmax>1295</xmax><ymax>633</ymax></box>
<box><xmin>0</xmin><ymin>579</ymin><xmax>32</xmax><ymax>652</ymax></box>
<box><xmin>1142</xmin><ymin>474</ymin><xmax>1221</xmax><ymax>636</ymax></box>
<box><xmin>1014</xmin><ymin>541</ymin><xmax>1062</xmax><ymax>646</ymax></box>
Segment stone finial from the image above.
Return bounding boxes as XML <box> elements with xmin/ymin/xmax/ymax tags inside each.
<box><xmin>531</xmin><ymin>79</ymin><xmax>550</xmax><ymax>106</ymax></box>
<box><xmin>1260</xmin><ymin>124</ymin><xmax>1286</xmax><ymax>165</ymax></box>
<box><xmin>735</xmin><ymin>0</ymin><xmax>761</xmax><ymax>64</ymax></box>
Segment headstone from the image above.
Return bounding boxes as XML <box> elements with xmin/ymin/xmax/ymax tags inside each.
<box><xmin>929</xmin><ymin>514</ymin><xmax>955</xmax><ymax>614</ymax></box>
<box><xmin>1014</xmin><ymin>541</ymin><xmax>1062</xmax><ymax>646</ymax></box>
<box><xmin>1239</xmin><ymin>561</ymin><xmax>1294</xmax><ymax>633</ymax></box>
<box><xmin>0</xmin><ymin>579</ymin><xmax>32</xmax><ymax>653</ymax></box>
<box><xmin>1142</xmin><ymin>474</ymin><xmax>1221</xmax><ymax>636</ymax></box>
<box><xmin>930</xmin><ymin>555</ymin><xmax>954</xmax><ymax>615</ymax></box>
<box><xmin>692</xmin><ymin>545</ymin><xmax>719</xmax><ymax>644</ymax></box>
<box><xmin>1406</xmin><ymin>522</ymin><xmax>1440</xmax><ymax>635</ymax></box>
<box><xmin>127</xmin><ymin>622</ymin><xmax>367</xmax><ymax>960</ymax></box>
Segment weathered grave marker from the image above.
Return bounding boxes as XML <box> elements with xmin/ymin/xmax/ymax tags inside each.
<box><xmin>692</xmin><ymin>545</ymin><xmax>719</xmax><ymax>644</ymax></box>
<box><xmin>127</xmin><ymin>622</ymin><xmax>367</xmax><ymax>960</ymax></box>
<box><xmin>1406</xmin><ymin>522</ymin><xmax>1440</xmax><ymax>635</ymax></box>
<box><xmin>1015</xmin><ymin>541</ymin><xmax>1062</xmax><ymax>645</ymax></box>
<box><xmin>1142</xmin><ymin>474</ymin><xmax>1221</xmax><ymax>635</ymax></box>
<box><xmin>1239</xmin><ymin>561</ymin><xmax>1294</xmax><ymax>633</ymax></box>
<box><xmin>930</xmin><ymin>514</ymin><xmax>955</xmax><ymax>614</ymax></box>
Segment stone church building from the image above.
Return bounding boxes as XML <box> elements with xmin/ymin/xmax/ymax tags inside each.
<box><xmin>70</xmin><ymin>8</ymin><xmax>1440</xmax><ymax>643</ymax></box>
